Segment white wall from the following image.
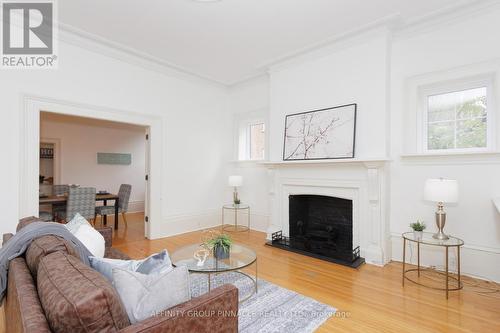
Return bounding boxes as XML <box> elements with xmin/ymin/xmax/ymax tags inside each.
<box><xmin>389</xmin><ymin>7</ymin><xmax>500</xmax><ymax>281</ymax></box>
<box><xmin>228</xmin><ymin>6</ymin><xmax>500</xmax><ymax>280</ymax></box>
<box><xmin>269</xmin><ymin>31</ymin><xmax>390</xmax><ymax>161</ymax></box>
<box><xmin>40</xmin><ymin>114</ymin><xmax>146</xmax><ymax>212</ymax></box>
<box><xmin>0</xmin><ymin>33</ymin><xmax>230</xmax><ymax>238</ymax></box>
<box><xmin>227</xmin><ymin>77</ymin><xmax>270</xmax><ymax>232</ymax></box>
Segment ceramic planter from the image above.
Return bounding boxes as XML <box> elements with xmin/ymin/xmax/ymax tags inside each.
<box><xmin>413</xmin><ymin>230</ymin><xmax>423</xmax><ymax>240</ymax></box>
<box><xmin>214</xmin><ymin>245</ymin><xmax>230</xmax><ymax>259</ymax></box>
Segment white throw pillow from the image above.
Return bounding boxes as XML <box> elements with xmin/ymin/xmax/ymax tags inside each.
<box><xmin>112</xmin><ymin>266</ymin><xmax>191</xmax><ymax>323</ymax></box>
<box><xmin>73</xmin><ymin>223</ymin><xmax>105</xmax><ymax>258</ymax></box>
<box><xmin>65</xmin><ymin>213</ymin><xmax>92</xmax><ymax>234</ymax></box>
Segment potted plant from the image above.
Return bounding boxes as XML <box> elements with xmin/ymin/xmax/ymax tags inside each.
<box><xmin>204</xmin><ymin>233</ymin><xmax>232</xmax><ymax>259</ymax></box>
<box><xmin>410</xmin><ymin>220</ymin><xmax>426</xmax><ymax>240</ymax></box>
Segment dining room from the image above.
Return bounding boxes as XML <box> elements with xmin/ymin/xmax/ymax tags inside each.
<box><xmin>38</xmin><ymin>111</ymin><xmax>149</xmax><ymax>242</ymax></box>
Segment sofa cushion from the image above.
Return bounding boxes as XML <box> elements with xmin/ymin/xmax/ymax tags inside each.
<box><xmin>25</xmin><ymin>235</ymin><xmax>78</xmax><ymax>281</ymax></box>
<box><xmin>37</xmin><ymin>251</ymin><xmax>130</xmax><ymax>333</ymax></box>
<box><xmin>17</xmin><ymin>216</ymin><xmax>43</xmax><ymax>232</ymax></box>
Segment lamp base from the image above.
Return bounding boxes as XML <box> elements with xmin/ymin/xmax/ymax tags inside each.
<box><xmin>433</xmin><ymin>203</ymin><xmax>449</xmax><ymax>240</ymax></box>
<box><xmin>432</xmin><ymin>231</ymin><xmax>449</xmax><ymax>240</ymax></box>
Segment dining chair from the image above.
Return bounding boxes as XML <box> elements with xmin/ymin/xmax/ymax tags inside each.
<box><xmin>39</xmin><ymin>211</ymin><xmax>53</xmax><ymax>222</ymax></box>
<box><xmin>95</xmin><ymin>184</ymin><xmax>132</xmax><ymax>227</ymax></box>
<box><xmin>53</xmin><ymin>184</ymin><xmax>69</xmax><ymax>195</ymax></box>
<box><xmin>52</xmin><ymin>184</ymin><xmax>69</xmax><ymax>220</ymax></box>
<box><xmin>59</xmin><ymin>187</ymin><xmax>96</xmax><ymax>223</ymax></box>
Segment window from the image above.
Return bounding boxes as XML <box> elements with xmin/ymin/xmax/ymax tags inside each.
<box><xmin>249</xmin><ymin>123</ymin><xmax>265</xmax><ymax>160</ymax></box>
<box><xmin>235</xmin><ymin>114</ymin><xmax>266</xmax><ymax>161</ymax></box>
<box><xmin>422</xmin><ymin>78</ymin><xmax>493</xmax><ymax>153</ymax></box>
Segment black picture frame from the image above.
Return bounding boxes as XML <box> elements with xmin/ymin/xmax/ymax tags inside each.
<box><xmin>282</xmin><ymin>103</ymin><xmax>357</xmax><ymax>161</ymax></box>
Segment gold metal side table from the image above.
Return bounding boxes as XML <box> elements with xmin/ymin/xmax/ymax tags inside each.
<box><xmin>221</xmin><ymin>204</ymin><xmax>250</xmax><ymax>232</ymax></box>
<box><xmin>402</xmin><ymin>232</ymin><xmax>464</xmax><ymax>299</ymax></box>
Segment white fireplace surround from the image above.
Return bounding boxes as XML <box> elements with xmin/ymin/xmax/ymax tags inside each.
<box><xmin>265</xmin><ymin>160</ymin><xmax>389</xmax><ymax>266</ymax></box>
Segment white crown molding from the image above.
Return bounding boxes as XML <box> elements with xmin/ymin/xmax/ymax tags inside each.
<box><xmin>57</xmin><ymin>23</ymin><xmax>228</xmax><ymax>89</ymax></box>
<box><xmin>261</xmin><ymin>0</ymin><xmax>500</xmax><ymax>77</ymax></box>
<box><xmin>394</xmin><ymin>0</ymin><xmax>500</xmax><ymax>39</ymax></box>
<box><xmin>261</xmin><ymin>15</ymin><xmax>399</xmax><ymax>74</ymax></box>
<box><xmin>48</xmin><ymin>0</ymin><xmax>500</xmax><ymax>88</ymax></box>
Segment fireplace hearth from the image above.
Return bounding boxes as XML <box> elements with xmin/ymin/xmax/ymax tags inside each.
<box><xmin>266</xmin><ymin>194</ymin><xmax>365</xmax><ymax>268</ymax></box>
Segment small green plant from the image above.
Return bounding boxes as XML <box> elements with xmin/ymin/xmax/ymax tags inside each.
<box><xmin>410</xmin><ymin>220</ymin><xmax>426</xmax><ymax>231</ymax></box>
<box><xmin>204</xmin><ymin>233</ymin><xmax>232</xmax><ymax>253</ymax></box>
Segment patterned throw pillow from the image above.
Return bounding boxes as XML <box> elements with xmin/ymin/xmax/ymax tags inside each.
<box><xmin>89</xmin><ymin>250</ymin><xmax>172</xmax><ymax>282</ymax></box>
<box><xmin>112</xmin><ymin>265</ymin><xmax>191</xmax><ymax>323</ymax></box>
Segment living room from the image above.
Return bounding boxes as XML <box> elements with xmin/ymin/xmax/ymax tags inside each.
<box><xmin>1</xmin><ymin>1</ymin><xmax>500</xmax><ymax>332</ymax></box>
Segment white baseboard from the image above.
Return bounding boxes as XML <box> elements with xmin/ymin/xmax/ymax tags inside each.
<box><xmin>390</xmin><ymin>233</ymin><xmax>500</xmax><ymax>283</ymax></box>
<box><xmin>149</xmin><ymin>209</ymin><xmax>270</xmax><ymax>239</ymax></box>
<box><xmin>128</xmin><ymin>200</ymin><xmax>145</xmax><ymax>213</ymax></box>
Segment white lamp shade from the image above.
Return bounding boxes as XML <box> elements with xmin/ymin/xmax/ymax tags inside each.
<box><xmin>228</xmin><ymin>175</ymin><xmax>243</xmax><ymax>187</ymax></box>
<box><xmin>424</xmin><ymin>179</ymin><xmax>458</xmax><ymax>203</ymax></box>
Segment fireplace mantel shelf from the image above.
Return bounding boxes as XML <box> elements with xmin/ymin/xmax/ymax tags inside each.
<box><xmin>260</xmin><ymin>157</ymin><xmax>390</xmax><ymax>168</ymax></box>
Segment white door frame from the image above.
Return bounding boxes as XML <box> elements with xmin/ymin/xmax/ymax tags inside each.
<box><xmin>20</xmin><ymin>95</ymin><xmax>162</xmax><ymax>239</ymax></box>
<box><xmin>39</xmin><ymin>137</ymin><xmax>61</xmax><ymax>185</ymax></box>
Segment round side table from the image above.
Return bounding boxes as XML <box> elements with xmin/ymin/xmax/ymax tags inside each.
<box><xmin>221</xmin><ymin>204</ymin><xmax>250</xmax><ymax>232</ymax></box>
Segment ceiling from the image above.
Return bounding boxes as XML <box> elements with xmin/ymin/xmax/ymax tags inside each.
<box><xmin>59</xmin><ymin>0</ymin><xmax>475</xmax><ymax>85</ymax></box>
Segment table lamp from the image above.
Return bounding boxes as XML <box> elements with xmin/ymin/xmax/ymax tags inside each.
<box><xmin>228</xmin><ymin>175</ymin><xmax>243</xmax><ymax>205</ymax></box>
<box><xmin>424</xmin><ymin>178</ymin><xmax>458</xmax><ymax>240</ymax></box>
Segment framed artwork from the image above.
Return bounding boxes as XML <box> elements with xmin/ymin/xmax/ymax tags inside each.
<box><xmin>283</xmin><ymin>103</ymin><xmax>357</xmax><ymax>160</ymax></box>
<box><xmin>97</xmin><ymin>153</ymin><xmax>132</xmax><ymax>165</ymax></box>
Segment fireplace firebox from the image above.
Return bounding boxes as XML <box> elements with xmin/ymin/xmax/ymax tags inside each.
<box><xmin>266</xmin><ymin>194</ymin><xmax>364</xmax><ymax>268</ymax></box>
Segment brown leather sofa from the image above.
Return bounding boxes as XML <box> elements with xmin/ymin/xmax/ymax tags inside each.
<box><xmin>3</xmin><ymin>217</ymin><xmax>238</xmax><ymax>333</ymax></box>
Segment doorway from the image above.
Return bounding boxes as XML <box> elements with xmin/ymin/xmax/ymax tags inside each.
<box><xmin>19</xmin><ymin>95</ymin><xmax>161</xmax><ymax>239</ymax></box>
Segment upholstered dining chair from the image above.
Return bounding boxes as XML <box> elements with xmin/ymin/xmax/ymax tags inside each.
<box><xmin>59</xmin><ymin>187</ymin><xmax>96</xmax><ymax>223</ymax></box>
<box><xmin>95</xmin><ymin>184</ymin><xmax>132</xmax><ymax>227</ymax></box>
<box><xmin>52</xmin><ymin>184</ymin><xmax>69</xmax><ymax>220</ymax></box>
<box><xmin>53</xmin><ymin>184</ymin><xmax>69</xmax><ymax>195</ymax></box>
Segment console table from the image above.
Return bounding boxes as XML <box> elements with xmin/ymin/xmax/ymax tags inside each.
<box><xmin>221</xmin><ymin>204</ymin><xmax>250</xmax><ymax>232</ymax></box>
<box><xmin>402</xmin><ymin>232</ymin><xmax>464</xmax><ymax>299</ymax></box>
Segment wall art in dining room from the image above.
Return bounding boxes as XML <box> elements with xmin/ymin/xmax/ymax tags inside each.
<box><xmin>283</xmin><ymin>103</ymin><xmax>357</xmax><ymax>160</ymax></box>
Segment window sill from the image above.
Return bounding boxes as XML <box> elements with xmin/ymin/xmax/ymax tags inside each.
<box><xmin>401</xmin><ymin>150</ymin><xmax>500</xmax><ymax>158</ymax></box>
<box><xmin>400</xmin><ymin>150</ymin><xmax>500</xmax><ymax>165</ymax></box>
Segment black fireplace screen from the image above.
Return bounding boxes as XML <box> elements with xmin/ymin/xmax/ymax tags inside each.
<box><xmin>288</xmin><ymin>194</ymin><xmax>355</xmax><ymax>262</ymax></box>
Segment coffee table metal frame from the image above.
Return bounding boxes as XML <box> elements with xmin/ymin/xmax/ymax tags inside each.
<box><xmin>171</xmin><ymin>243</ymin><xmax>258</xmax><ymax>303</ymax></box>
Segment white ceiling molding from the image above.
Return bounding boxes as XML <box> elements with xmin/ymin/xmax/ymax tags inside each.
<box><xmin>265</xmin><ymin>26</ymin><xmax>392</xmax><ymax>76</ymax></box>
<box><xmin>57</xmin><ymin>23</ymin><xmax>228</xmax><ymax>89</ymax></box>
<box><xmin>258</xmin><ymin>14</ymin><xmax>401</xmax><ymax>73</ymax></box>
<box><xmin>55</xmin><ymin>0</ymin><xmax>500</xmax><ymax>88</ymax></box>
<box><xmin>394</xmin><ymin>0</ymin><xmax>500</xmax><ymax>39</ymax></box>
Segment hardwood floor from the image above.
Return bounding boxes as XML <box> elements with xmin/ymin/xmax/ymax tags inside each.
<box><xmin>116</xmin><ymin>213</ymin><xmax>500</xmax><ymax>333</ymax></box>
<box><xmin>1</xmin><ymin>213</ymin><xmax>498</xmax><ymax>333</ymax></box>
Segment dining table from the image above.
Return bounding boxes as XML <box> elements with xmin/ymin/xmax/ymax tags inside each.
<box><xmin>39</xmin><ymin>193</ymin><xmax>120</xmax><ymax>229</ymax></box>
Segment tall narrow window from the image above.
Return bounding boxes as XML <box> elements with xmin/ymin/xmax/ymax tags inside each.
<box><xmin>424</xmin><ymin>81</ymin><xmax>492</xmax><ymax>152</ymax></box>
<box><xmin>249</xmin><ymin>123</ymin><xmax>265</xmax><ymax>160</ymax></box>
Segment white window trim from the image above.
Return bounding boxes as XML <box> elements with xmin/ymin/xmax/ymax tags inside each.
<box><xmin>234</xmin><ymin>110</ymin><xmax>268</xmax><ymax>161</ymax></box>
<box><xmin>419</xmin><ymin>75</ymin><xmax>495</xmax><ymax>154</ymax></box>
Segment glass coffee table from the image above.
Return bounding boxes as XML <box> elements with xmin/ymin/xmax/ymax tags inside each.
<box><xmin>171</xmin><ymin>243</ymin><xmax>258</xmax><ymax>302</ymax></box>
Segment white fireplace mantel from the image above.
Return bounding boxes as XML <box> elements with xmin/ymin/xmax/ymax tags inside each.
<box><xmin>260</xmin><ymin>157</ymin><xmax>390</xmax><ymax>168</ymax></box>
<box><xmin>264</xmin><ymin>157</ymin><xmax>390</xmax><ymax>266</ymax></box>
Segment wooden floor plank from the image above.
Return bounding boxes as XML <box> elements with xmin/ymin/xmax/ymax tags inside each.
<box><xmin>114</xmin><ymin>213</ymin><xmax>500</xmax><ymax>333</ymax></box>
<box><xmin>1</xmin><ymin>213</ymin><xmax>499</xmax><ymax>333</ymax></box>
